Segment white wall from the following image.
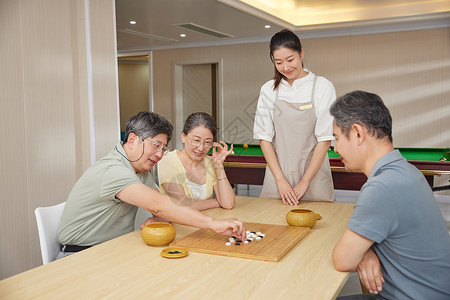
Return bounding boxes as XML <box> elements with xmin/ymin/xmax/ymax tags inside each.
<box><xmin>152</xmin><ymin>28</ymin><xmax>450</xmax><ymax>149</ymax></box>
<box><xmin>150</xmin><ymin>28</ymin><xmax>449</xmax><ymax>195</ymax></box>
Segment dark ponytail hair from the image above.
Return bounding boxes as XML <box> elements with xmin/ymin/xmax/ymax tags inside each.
<box><xmin>269</xmin><ymin>29</ymin><xmax>303</xmax><ymax>90</ymax></box>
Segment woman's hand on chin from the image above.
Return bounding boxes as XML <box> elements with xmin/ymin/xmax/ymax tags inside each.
<box><xmin>212</xmin><ymin>141</ymin><xmax>233</xmax><ymax>168</ymax></box>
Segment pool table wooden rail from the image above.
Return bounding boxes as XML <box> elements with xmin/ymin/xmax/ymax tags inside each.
<box><xmin>224</xmin><ymin>156</ymin><xmax>450</xmax><ymax>190</ymax></box>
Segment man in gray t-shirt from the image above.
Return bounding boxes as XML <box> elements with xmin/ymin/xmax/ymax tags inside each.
<box><xmin>57</xmin><ymin>112</ymin><xmax>246</xmax><ymax>258</ymax></box>
<box><xmin>330</xmin><ymin>91</ymin><xmax>450</xmax><ymax>299</ymax></box>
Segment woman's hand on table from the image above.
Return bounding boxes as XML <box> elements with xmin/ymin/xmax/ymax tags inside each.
<box><xmin>357</xmin><ymin>248</ymin><xmax>384</xmax><ymax>294</ymax></box>
<box><xmin>293</xmin><ymin>180</ymin><xmax>309</xmax><ymax>201</ymax></box>
<box><xmin>210</xmin><ymin>218</ymin><xmax>246</xmax><ymax>240</ymax></box>
<box><xmin>212</xmin><ymin>141</ymin><xmax>233</xmax><ymax>168</ymax></box>
<box><xmin>276</xmin><ymin>177</ymin><xmax>298</xmax><ymax>205</ymax></box>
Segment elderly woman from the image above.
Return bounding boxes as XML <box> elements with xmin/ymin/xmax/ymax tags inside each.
<box><xmin>158</xmin><ymin>112</ymin><xmax>235</xmax><ymax>211</ymax></box>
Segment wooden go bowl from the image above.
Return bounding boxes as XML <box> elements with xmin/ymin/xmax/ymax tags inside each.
<box><xmin>141</xmin><ymin>222</ymin><xmax>176</xmax><ymax>246</ymax></box>
<box><xmin>286</xmin><ymin>209</ymin><xmax>317</xmax><ymax>228</ymax></box>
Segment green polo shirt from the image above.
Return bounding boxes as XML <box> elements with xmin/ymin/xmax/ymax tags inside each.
<box><xmin>58</xmin><ymin>143</ymin><xmax>156</xmax><ymax>246</ymax></box>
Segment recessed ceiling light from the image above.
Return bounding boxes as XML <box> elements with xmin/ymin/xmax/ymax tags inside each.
<box><xmin>130</xmin><ymin>20</ymin><xmax>136</xmax><ymax>25</ymax></box>
<box><xmin>265</xmin><ymin>25</ymin><xmax>271</xmax><ymax>29</ymax></box>
<box><xmin>180</xmin><ymin>33</ymin><xmax>186</xmax><ymax>37</ymax></box>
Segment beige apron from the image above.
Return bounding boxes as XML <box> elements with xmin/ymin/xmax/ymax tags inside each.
<box><xmin>260</xmin><ymin>75</ymin><xmax>335</xmax><ymax>202</ymax></box>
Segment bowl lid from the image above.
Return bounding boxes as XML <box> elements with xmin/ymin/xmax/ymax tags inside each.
<box><xmin>160</xmin><ymin>247</ymin><xmax>188</xmax><ymax>259</ymax></box>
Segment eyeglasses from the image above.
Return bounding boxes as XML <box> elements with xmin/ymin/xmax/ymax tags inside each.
<box><xmin>144</xmin><ymin>137</ymin><xmax>168</xmax><ymax>155</ymax></box>
<box><xmin>186</xmin><ymin>135</ymin><xmax>213</xmax><ymax>149</ymax></box>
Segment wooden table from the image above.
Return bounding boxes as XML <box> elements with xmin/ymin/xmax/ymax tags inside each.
<box><xmin>0</xmin><ymin>197</ymin><xmax>354</xmax><ymax>300</ymax></box>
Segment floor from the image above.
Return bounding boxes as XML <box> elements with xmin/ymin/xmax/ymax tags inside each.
<box><xmin>234</xmin><ymin>184</ymin><xmax>362</xmax><ymax>297</ymax></box>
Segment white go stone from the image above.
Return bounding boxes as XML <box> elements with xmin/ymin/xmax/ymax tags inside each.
<box><xmin>225</xmin><ymin>242</ymin><xmax>231</xmax><ymax>246</ymax></box>
<box><xmin>243</xmin><ymin>241</ymin><xmax>249</xmax><ymax>244</ymax></box>
<box><xmin>256</xmin><ymin>237</ymin><xmax>261</xmax><ymax>240</ymax></box>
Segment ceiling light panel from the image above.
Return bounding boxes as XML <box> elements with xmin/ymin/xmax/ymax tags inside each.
<box><xmin>119</xmin><ymin>29</ymin><xmax>179</xmax><ymax>42</ymax></box>
<box><xmin>174</xmin><ymin>23</ymin><xmax>233</xmax><ymax>38</ymax></box>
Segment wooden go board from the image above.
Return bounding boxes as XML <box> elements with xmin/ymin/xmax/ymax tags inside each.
<box><xmin>170</xmin><ymin>222</ymin><xmax>310</xmax><ymax>262</ymax></box>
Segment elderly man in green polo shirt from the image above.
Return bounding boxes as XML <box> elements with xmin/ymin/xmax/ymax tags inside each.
<box><xmin>57</xmin><ymin>111</ymin><xmax>245</xmax><ymax>258</ymax></box>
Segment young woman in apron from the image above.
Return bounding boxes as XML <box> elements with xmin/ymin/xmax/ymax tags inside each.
<box><xmin>253</xmin><ymin>29</ymin><xmax>336</xmax><ymax>205</ymax></box>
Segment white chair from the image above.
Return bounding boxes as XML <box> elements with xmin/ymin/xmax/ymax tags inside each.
<box><xmin>434</xmin><ymin>194</ymin><xmax>450</xmax><ymax>235</ymax></box>
<box><xmin>34</xmin><ymin>202</ymin><xmax>66</xmax><ymax>264</ymax></box>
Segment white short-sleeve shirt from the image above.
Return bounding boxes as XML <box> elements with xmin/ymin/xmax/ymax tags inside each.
<box><xmin>253</xmin><ymin>70</ymin><xmax>336</xmax><ymax>143</ymax></box>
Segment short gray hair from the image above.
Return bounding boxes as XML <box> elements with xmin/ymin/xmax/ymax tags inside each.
<box><xmin>330</xmin><ymin>90</ymin><xmax>393</xmax><ymax>143</ymax></box>
<box><xmin>123</xmin><ymin>111</ymin><xmax>173</xmax><ymax>143</ymax></box>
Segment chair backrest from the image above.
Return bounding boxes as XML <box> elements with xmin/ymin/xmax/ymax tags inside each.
<box><xmin>435</xmin><ymin>194</ymin><xmax>450</xmax><ymax>235</ymax></box>
<box><xmin>34</xmin><ymin>202</ymin><xmax>66</xmax><ymax>264</ymax></box>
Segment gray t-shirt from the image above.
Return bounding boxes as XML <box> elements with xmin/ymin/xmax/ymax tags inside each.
<box><xmin>58</xmin><ymin>143</ymin><xmax>156</xmax><ymax>246</ymax></box>
<box><xmin>348</xmin><ymin>150</ymin><xmax>450</xmax><ymax>300</ymax></box>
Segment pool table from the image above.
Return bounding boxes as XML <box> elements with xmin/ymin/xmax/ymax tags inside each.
<box><xmin>223</xmin><ymin>144</ymin><xmax>450</xmax><ymax>190</ymax></box>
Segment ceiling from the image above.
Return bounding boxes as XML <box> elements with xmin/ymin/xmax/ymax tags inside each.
<box><xmin>116</xmin><ymin>0</ymin><xmax>450</xmax><ymax>53</ymax></box>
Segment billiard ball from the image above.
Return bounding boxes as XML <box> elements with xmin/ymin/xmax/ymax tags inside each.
<box><xmin>243</xmin><ymin>144</ymin><xmax>248</xmax><ymax>149</ymax></box>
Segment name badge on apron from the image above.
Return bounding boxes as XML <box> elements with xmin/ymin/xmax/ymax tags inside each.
<box><xmin>299</xmin><ymin>104</ymin><xmax>313</xmax><ymax>110</ymax></box>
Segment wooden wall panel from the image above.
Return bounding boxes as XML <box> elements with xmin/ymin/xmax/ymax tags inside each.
<box><xmin>70</xmin><ymin>0</ymin><xmax>93</xmax><ymax>175</ymax></box>
<box><xmin>90</xmin><ymin>0</ymin><xmax>120</xmax><ymax>158</ymax></box>
<box><xmin>0</xmin><ymin>0</ymin><xmax>30</xmax><ymax>279</ymax></box>
<box><xmin>20</xmin><ymin>0</ymin><xmax>79</xmax><ymax>270</ymax></box>
<box><xmin>0</xmin><ymin>0</ymin><xmax>79</xmax><ymax>279</ymax></box>
<box><xmin>0</xmin><ymin>0</ymin><xmax>119</xmax><ymax>279</ymax></box>
<box><xmin>441</xmin><ymin>27</ymin><xmax>450</xmax><ymax>148</ymax></box>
